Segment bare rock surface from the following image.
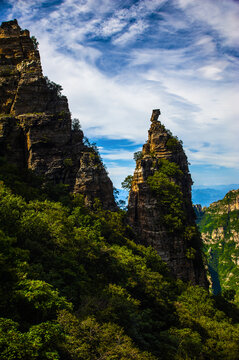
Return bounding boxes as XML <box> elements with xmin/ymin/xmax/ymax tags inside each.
<box><xmin>128</xmin><ymin>110</ymin><xmax>208</xmax><ymax>286</ymax></box>
<box><xmin>0</xmin><ymin>20</ymin><xmax>116</xmax><ymax>210</ymax></box>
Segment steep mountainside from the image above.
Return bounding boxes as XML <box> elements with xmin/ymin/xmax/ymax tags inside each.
<box><xmin>198</xmin><ymin>189</ymin><xmax>239</xmax><ymax>297</ymax></box>
<box><xmin>128</xmin><ymin>110</ymin><xmax>207</xmax><ymax>286</ymax></box>
<box><xmin>1</xmin><ymin>20</ymin><xmax>239</xmax><ymax>360</ymax></box>
<box><xmin>0</xmin><ymin>20</ymin><xmax>116</xmax><ymax>210</ymax></box>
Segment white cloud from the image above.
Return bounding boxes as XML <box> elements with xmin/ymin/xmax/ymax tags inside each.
<box><xmin>175</xmin><ymin>0</ymin><xmax>239</xmax><ymax>47</ymax></box>
<box><xmin>38</xmin><ymin>37</ymin><xmax>161</xmax><ymax>142</ymax></box>
<box><xmin>195</xmin><ymin>36</ymin><xmax>216</xmax><ymax>56</ymax></box>
<box><xmin>100</xmin><ymin>150</ymin><xmax>135</xmax><ymax>161</ymax></box>
<box><xmin>98</xmin><ymin>17</ymin><xmax>127</xmax><ymax>37</ymax></box>
<box><xmin>113</xmin><ymin>20</ymin><xmax>148</xmax><ymax>46</ymax></box>
<box><xmin>198</xmin><ymin>62</ymin><xmax>228</xmax><ymax>81</ymax></box>
<box><xmin>3</xmin><ymin>0</ymin><xmax>239</xmax><ymax>187</ymax></box>
<box><xmin>106</xmin><ymin>164</ymin><xmax>135</xmax><ymax>188</ymax></box>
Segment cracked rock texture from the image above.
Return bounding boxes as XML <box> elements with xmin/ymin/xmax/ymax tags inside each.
<box><xmin>128</xmin><ymin>110</ymin><xmax>208</xmax><ymax>286</ymax></box>
<box><xmin>0</xmin><ymin>20</ymin><xmax>116</xmax><ymax>210</ymax></box>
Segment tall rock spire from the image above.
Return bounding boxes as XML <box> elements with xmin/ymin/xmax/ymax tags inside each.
<box><xmin>0</xmin><ymin>20</ymin><xmax>117</xmax><ymax>210</ymax></box>
<box><xmin>128</xmin><ymin>109</ymin><xmax>208</xmax><ymax>286</ymax></box>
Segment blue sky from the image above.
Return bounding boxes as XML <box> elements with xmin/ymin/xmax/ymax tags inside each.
<box><xmin>1</xmin><ymin>0</ymin><xmax>239</xmax><ymax>188</ymax></box>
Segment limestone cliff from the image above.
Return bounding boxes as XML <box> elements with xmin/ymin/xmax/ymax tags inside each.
<box><xmin>128</xmin><ymin>110</ymin><xmax>207</xmax><ymax>286</ymax></box>
<box><xmin>198</xmin><ymin>189</ymin><xmax>239</xmax><ymax>295</ymax></box>
<box><xmin>0</xmin><ymin>20</ymin><xmax>116</xmax><ymax>210</ymax></box>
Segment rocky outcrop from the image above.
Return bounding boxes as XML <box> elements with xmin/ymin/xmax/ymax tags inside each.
<box><xmin>200</xmin><ymin>190</ymin><xmax>239</xmax><ymax>244</ymax></box>
<box><xmin>0</xmin><ymin>20</ymin><xmax>116</xmax><ymax>210</ymax></box>
<box><xmin>128</xmin><ymin>110</ymin><xmax>207</xmax><ymax>286</ymax></box>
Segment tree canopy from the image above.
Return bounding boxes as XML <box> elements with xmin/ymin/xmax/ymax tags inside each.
<box><xmin>0</xmin><ymin>159</ymin><xmax>239</xmax><ymax>359</ymax></box>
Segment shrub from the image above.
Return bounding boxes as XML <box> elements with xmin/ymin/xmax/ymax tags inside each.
<box><xmin>72</xmin><ymin>118</ymin><xmax>81</xmax><ymax>131</ymax></box>
<box><xmin>31</xmin><ymin>36</ymin><xmax>39</xmax><ymax>50</ymax></box>
<box><xmin>44</xmin><ymin>76</ymin><xmax>63</xmax><ymax>97</ymax></box>
<box><xmin>134</xmin><ymin>151</ymin><xmax>143</xmax><ymax>161</ymax></box>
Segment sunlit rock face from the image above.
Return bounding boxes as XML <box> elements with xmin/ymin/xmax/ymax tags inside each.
<box><xmin>128</xmin><ymin>109</ymin><xmax>208</xmax><ymax>286</ymax></box>
<box><xmin>0</xmin><ymin>20</ymin><xmax>117</xmax><ymax>210</ymax></box>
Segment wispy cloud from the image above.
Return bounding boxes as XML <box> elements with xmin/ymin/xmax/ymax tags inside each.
<box><xmin>113</xmin><ymin>20</ymin><xmax>148</xmax><ymax>46</ymax></box>
<box><xmin>99</xmin><ymin>17</ymin><xmax>127</xmax><ymax>37</ymax></box>
<box><xmin>106</xmin><ymin>164</ymin><xmax>135</xmax><ymax>188</ymax></box>
<box><xmin>175</xmin><ymin>0</ymin><xmax>239</xmax><ymax>47</ymax></box>
<box><xmin>198</xmin><ymin>62</ymin><xmax>228</xmax><ymax>81</ymax></box>
<box><xmin>2</xmin><ymin>0</ymin><xmax>239</xmax><ymax>187</ymax></box>
<box><xmin>100</xmin><ymin>148</ymin><xmax>141</xmax><ymax>161</ymax></box>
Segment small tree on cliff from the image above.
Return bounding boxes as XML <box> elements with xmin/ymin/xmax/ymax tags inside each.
<box><xmin>133</xmin><ymin>151</ymin><xmax>143</xmax><ymax>161</ymax></box>
<box><xmin>72</xmin><ymin>118</ymin><xmax>81</xmax><ymax>131</ymax></box>
<box><xmin>44</xmin><ymin>76</ymin><xmax>63</xmax><ymax>96</ymax></box>
<box><xmin>31</xmin><ymin>36</ymin><xmax>39</xmax><ymax>50</ymax></box>
<box><xmin>121</xmin><ymin>175</ymin><xmax>133</xmax><ymax>192</ymax></box>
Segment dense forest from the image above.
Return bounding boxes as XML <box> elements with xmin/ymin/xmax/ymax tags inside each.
<box><xmin>1</xmin><ymin>158</ymin><xmax>239</xmax><ymax>359</ymax></box>
<box><xmin>198</xmin><ymin>190</ymin><xmax>239</xmax><ymax>301</ymax></box>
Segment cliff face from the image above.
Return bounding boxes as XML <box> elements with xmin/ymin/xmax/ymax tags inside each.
<box><xmin>128</xmin><ymin>110</ymin><xmax>207</xmax><ymax>286</ymax></box>
<box><xmin>198</xmin><ymin>189</ymin><xmax>239</xmax><ymax>295</ymax></box>
<box><xmin>0</xmin><ymin>20</ymin><xmax>116</xmax><ymax>210</ymax></box>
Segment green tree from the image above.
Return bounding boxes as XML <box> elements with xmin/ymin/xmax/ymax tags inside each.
<box><xmin>134</xmin><ymin>151</ymin><xmax>143</xmax><ymax>161</ymax></box>
<box><xmin>72</xmin><ymin>118</ymin><xmax>81</xmax><ymax>131</ymax></box>
<box><xmin>122</xmin><ymin>175</ymin><xmax>133</xmax><ymax>191</ymax></box>
<box><xmin>31</xmin><ymin>36</ymin><xmax>39</xmax><ymax>50</ymax></box>
<box><xmin>44</xmin><ymin>76</ymin><xmax>63</xmax><ymax>96</ymax></box>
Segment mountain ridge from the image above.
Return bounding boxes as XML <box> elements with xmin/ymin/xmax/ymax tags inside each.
<box><xmin>198</xmin><ymin>189</ymin><xmax>239</xmax><ymax>298</ymax></box>
<box><xmin>192</xmin><ymin>184</ymin><xmax>239</xmax><ymax>207</ymax></box>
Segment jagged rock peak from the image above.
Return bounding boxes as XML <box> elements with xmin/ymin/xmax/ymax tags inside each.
<box><xmin>0</xmin><ymin>19</ymin><xmax>38</xmax><ymax>64</ymax></box>
<box><xmin>128</xmin><ymin>109</ymin><xmax>208</xmax><ymax>286</ymax></box>
<box><xmin>150</xmin><ymin>109</ymin><xmax>161</xmax><ymax>122</ymax></box>
<box><xmin>0</xmin><ymin>19</ymin><xmax>68</xmax><ymax>116</ymax></box>
<box><xmin>0</xmin><ymin>20</ymin><xmax>117</xmax><ymax>210</ymax></box>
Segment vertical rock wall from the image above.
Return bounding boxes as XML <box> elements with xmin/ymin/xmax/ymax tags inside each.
<box><xmin>128</xmin><ymin>110</ymin><xmax>208</xmax><ymax>286</ymax></box>
<box><xmin>0</xmin><ymin>20</ymin><xmax>116</xmax><ymax>210</ymax></box>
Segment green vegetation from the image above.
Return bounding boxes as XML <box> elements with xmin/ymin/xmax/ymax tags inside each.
<box><xmin>148</xmin><ymin>169</ymin><xmax>185</xmax><ymax>232</ymax></box>
<box><xmin>31</xmin><ymin>36</ymin><xmax>39</xmax><ymax>50</ymax></box>
<box><xmin>146</xmin><ymin>159</ymin><xmax>204</xmax><ymax>275</ymax></box>
<box><xmin>122</xmin><ymin>175</ymin><xmax>133</xmax><ymax>192</ymax></box>
<box><xmin>72</xmin><ymin>118</ymin><xmax>81</xmax><ymax>131</ymax></box>
<box><xmin>0</xmin><ymin>161</ymin><xmax>239</xmax><ymax>359</ymax></box>
<box><xmin>147</xmin><ymin>160</ymin><xmax>186</xmax><ymax>232</ymax></box>
<box><xmin>198</xmin><ymin>190</ymin><xmax>239</xmax><ymax>299</ymax></box>
<box><xmin>82</xmin><ymin>137</ymin><xmax>108</xmax><ymax>172</ymax></box>
<box><xmin>133</xmin><ymin>151</ymin><xmax>143</xmax><ymax>161</ymax></box>
<box><xmin>44</xmin><ymin>76</ymin><xmax>63</xmax><ymax>97</ymax></box>
<box><xmin>166</xmin><ymin>137</ymin><xmax>182</xmax><ymax>151</ymax></box>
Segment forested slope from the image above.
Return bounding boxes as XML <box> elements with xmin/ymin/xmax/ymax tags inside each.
<box><xmin>0</xmin><ymin>160</ymin><xmax>239</xmax><ymax>359</ymax></box>
<box><xmin>198</xmin><ymin>189</ymin><xmax>239</xmax><ymax>300</ymax></box>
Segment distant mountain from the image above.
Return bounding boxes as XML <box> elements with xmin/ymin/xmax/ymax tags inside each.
<box><xmin>192</xmin><ymin>184</ymin><xmax>239</xmax><ymax>207</ymax></box>
<box><xmin>197</xmin><ymin>189</ymin><xmax>239</xmax><ymax>299</ymax></box>
<box><xmin>119</xmin><ymin>184</ymin><xmax>239</xmax><ymax>209</ymax></box>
